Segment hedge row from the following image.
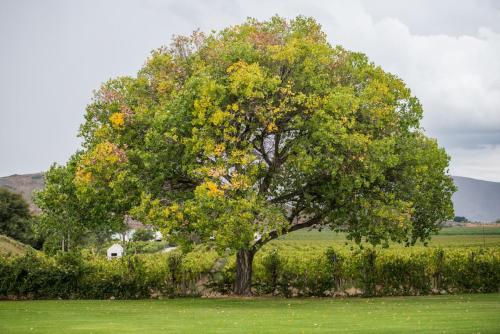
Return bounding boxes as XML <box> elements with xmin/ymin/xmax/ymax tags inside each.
<box><xmin>206</xmin><ymin>246</ymin><xmax>500</xmax><ymax>296</ymax></box>
<box><xmin>0</xmin><ymin>247</ymin><xmax>217</xmax><ymax>299</ymax></box>
<box><xmin>0</xmin><ymin>246</ymin><xmax>498</xmax><ymax>299</ymax></box>
<box><xmin>246</xmin><ymin>246</ymin><xmax>500</xmax><ymax>296</ymax></box>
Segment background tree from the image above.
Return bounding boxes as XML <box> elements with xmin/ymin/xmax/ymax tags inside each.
<box><xmin>34</xmin><ymin>154</ymin><xmax>130</xmax><ymax>253</ymax></box>
<box><xmin>53</xmin><ymin>16</ymin><xmax>454</xmax><ymax>294</ymax></box>
<box><xmin>0</xmin><ymin>187</ymin><xmax>33</xmax><ymax>244</ymax></box>
<box><xmin>453</xmin><ymin>216</ymin><xmax>468</xmax><ymax>223</ymax></box>
<box><xmin>132</xmin><ymin>228</ymin><xmax>155</xmax><ymax>242</ymax></box>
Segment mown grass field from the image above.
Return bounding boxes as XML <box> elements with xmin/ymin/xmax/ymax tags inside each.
<box><xmin>1</xmin><ymin>294</ymin><xmax>499</xmax><ymax>333</ymax></box>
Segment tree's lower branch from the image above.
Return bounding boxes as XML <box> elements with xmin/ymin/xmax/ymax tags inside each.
<box><xmin>270</xmin><ymin>190</ymin><xmax>303</xmax><ymax>204</ymax></box>
<box><xmin>250</xmin><ymin>214</ymin><xmax>323</xmax><ymax>252</ymax></box>
<box><xmin>253</xmin><ymin>135</ymin><xmax>272</xmax><ymax>166</ymax></box>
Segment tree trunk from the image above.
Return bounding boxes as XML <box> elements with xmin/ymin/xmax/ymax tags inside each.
<box><xmin>67</xmin><ymin>231</ymin><xmax>70</xmax><ymax>252</ymax></box>
<box><xmin>234</xmin><ymin>249</ymin><xmax>254</xmax><ymax>296</ymax></box>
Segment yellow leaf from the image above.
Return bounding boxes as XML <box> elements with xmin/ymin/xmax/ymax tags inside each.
<box><xmin>109</xmin><ymin>112</ymin><xmax>125</xmax><ymax>128</ymax></box>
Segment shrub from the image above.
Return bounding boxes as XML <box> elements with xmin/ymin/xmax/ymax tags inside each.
<box><xmin>126</xmin><ymin>241</ymin><xmax>168</xmax><ymax>254</ymax></box>
<box><xmin>249</xmin><ymin>245</ymin><xmax>499</xmax><ymax>297</ymax></box>
<box><xmin>132</xmin><ymin>229</ymin><xmax>155</xmax><ymax>242</ymax></box>
<box><xmin>0</xmin><ymin>247</ymin><xmax>218</xmax><ymax>299</ymax></box>
<box><xmin>359</xmin><ymin>248</ymin><xmax>377</xmax><ymax>296</ymax></box>
<box><xmin>0</xmin><ymin>246</ymin><xmax>498</xmax><ymax>299</ymax></box>
<box><xmin>257</xmin><ymin>249</ymin><xmax>281</xmax><ymax>294</ymax></box>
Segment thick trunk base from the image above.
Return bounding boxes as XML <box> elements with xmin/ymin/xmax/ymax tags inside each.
<box><xmin>234</xmin><ymin>249</ymin><xmax>254</xmax><ymax>296</ymax></box>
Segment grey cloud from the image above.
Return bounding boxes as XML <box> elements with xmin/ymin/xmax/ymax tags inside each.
<box><xmin>362</xmin><ymin>0</ymin><xmax>500</xmax><ymax>36</ymax></box>
<box><xmin>437</xmin><ymin>132</ymin><xmax>500</xmax><ymax>150</ymax></box>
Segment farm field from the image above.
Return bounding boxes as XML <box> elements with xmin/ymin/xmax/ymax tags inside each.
<box><xmin>0</xmin><ymin>294</ymin><xmax>499</xmax><ymax>333</ymax></box>
<box><xmin>272</xmin><ymin>225</ymin><xmax>500</xmax><ymax>249</ymax></box>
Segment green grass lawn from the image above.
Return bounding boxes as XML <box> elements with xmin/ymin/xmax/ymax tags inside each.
<box><xmin>0</xmin><ymin>294</ymin><xmax>499</xmax><ymax>333</ymax></box>
<box><xmin>437</xmin><ymin>226</ymin><xmax>500</xmax><ymax>236</ymax></box>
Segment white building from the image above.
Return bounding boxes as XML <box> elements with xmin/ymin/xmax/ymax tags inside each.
<box><xmin>111</xmin><ymin>216</ymin><xmax>163</xmax><ymax>242</ymax></box>
<box><xmin>107</xmin><ymin>243</ymin><xmax>124</xmax><ymax>260</ymax></box>
<box><xmin>154</xmin><ymin>230</ymin><xmax>163</xmax><ymax>241</ymax></box>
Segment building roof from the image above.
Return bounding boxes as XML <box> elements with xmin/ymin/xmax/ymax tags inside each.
<box><xmin>124</xmin><ymin>215</ymin><xmax>145</xmax><ymax>229</ymax></box>
<box><xmin>107</xmin><ymin>243</ymin><xmax>123</xmax><ymax>252</ymax></box>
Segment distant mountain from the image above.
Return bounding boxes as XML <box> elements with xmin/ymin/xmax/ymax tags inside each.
<box><xmin>1</xmin><ymin>172</ymin><xmax>499</xmax><ymax>222</ymax></box>
<box><xmin>0</xmin><ymin>173</ymin><xmax>44</xmax><ymax>212</ymax></box>
<box><xmin>452</xmin><ymin>176</ymin><xmax>500</xmax><ymax>223</ymax></box>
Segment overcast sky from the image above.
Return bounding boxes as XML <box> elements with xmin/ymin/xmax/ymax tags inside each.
<box><xmin>1</xmin><ymin>0</ymin><xmax>499</xmax><ymax>181</ymax></box>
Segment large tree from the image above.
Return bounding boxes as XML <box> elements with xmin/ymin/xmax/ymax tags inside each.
<box><xmin>0</xmin><ymin>187</ymin><xmax>33</xmax><ymax>243</ymax></box>
<box><xmin>59</xmin><ymin>16</ymin><xmax>454</xmax><ymax>294</ymax></box>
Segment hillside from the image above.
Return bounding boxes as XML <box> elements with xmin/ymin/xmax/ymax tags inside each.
<box><xmin>0</xmin><ymin>173</ymin><xmax>44</xmax><ymax>211</ymax></box>
<box><xmin>0</xmin><ymin>234</ymin><xmax>31</xmax><ymax>257</ymax></box>
<box><xmin>452</xmin><ymin>176</ymin><xmax>500</xmax><ymax>223</ymax></box>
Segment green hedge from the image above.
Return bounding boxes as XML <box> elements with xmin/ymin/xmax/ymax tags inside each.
<box><xmin>0</xmin><ymin>246</ymin><xmax>498</xmax><ymax>299</ymax></box>
<box><xmin>246</xmin><ymin>246</ymin><xmax>500</xmax><ymax>297</ymax></box>
<box><xmin>0</xmin><ymin>247</ymin><xmax>217</xmax><ymax>299</ymax></box>
<box><xmin>210</xmin><ymin>246</ymin><xmax>499</xmax><ymax>297</ymax></box>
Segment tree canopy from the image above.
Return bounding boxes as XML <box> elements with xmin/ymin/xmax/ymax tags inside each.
<box><xmin>38</xmin><ymin>16</ymin><xmax>455</xmax><ymax>294</ymax></box>
<box><xmin>34</xmin><ymin>156</ymin><xmax>126</xmax><ymax>253</ymax></box>
<box><xmin>0</xmin><ymin>187</ymin><xmax>33</xmax><ymax>244</ymax></box>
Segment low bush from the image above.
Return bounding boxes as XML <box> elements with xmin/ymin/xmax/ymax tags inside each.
<box><xmin>125</xmin><ymin>241</ymin><xmax>169</xmax><ymax>254</ymax></box>
<box><xmin>0</xmin><ymin>246</ymin><xmax>218</xmax><ymax>299</ymax></box>
<box><xmin>0</xmin><ymin>246</ymin><xmax>498</xmax><ymax>299</ymax></box>
<box><xmin>132</xmin><ymin>229</ymin><xmax>155</xmax><ymax>242</ymax></box>
<box><xmin>249</xmin><ymin>246</ymin><xmax>499</xmax><ymax>297</ymax></box>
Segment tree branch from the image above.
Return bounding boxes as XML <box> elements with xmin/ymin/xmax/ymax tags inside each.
<box><xmin>252</xmin><ymin>134</ymin><xmax>272</xmax><ymax>166</ymax></box>
<box><xmin>270</xmin><ymin>189</ymin><xmax>303</xmax><ymax>204</ymax></box>
<box><xmin>250</xmin><ymin>214</ymin><xmax>323</xmax><ymax>252</ymax></box>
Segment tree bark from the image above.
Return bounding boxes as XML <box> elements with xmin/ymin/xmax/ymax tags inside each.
<box><xmin>233</xmin><ymin>216</ymin><xmax>323</xmax><ymax>295</ymax></box>
<box><xmin>67</xmin><ymin>230</ymin><xmax>70</xmax><ymax>252</ymax></box>
<box><xmin>234</xmin><ymin>249</ymin><xmax>254</xmax><ymax>296</ymax></box>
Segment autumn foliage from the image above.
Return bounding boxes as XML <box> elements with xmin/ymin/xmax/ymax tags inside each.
<box><xmin>37</xmin><ymin>16</ymin><xmax>455</xmax><ymax>294</ymax></box>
